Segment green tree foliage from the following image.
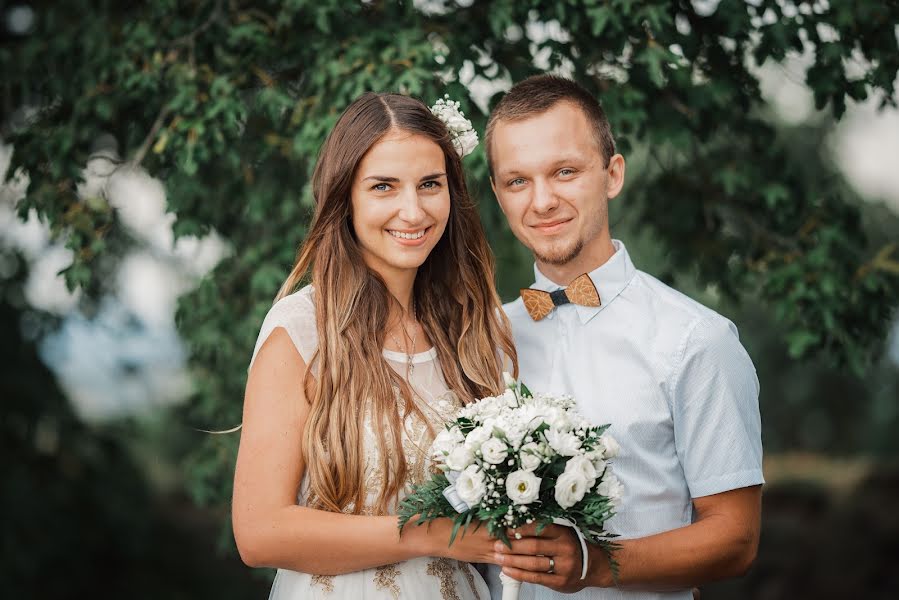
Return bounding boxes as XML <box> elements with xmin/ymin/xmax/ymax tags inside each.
<box><xmin>0</xmin><ymin>242</ymin><xmax>269</xmax><ymax>597</ymax></box>
<box><xmin>3</xmin><ymin>0</ymin><xmax>897</xmax><ymax>512</ymax></box>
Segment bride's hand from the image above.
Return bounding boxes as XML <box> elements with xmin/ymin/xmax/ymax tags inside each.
<box><xmin>416</xmin><ymin>517</ymin><xmax>500</xmax><ymax>564</ymax></box>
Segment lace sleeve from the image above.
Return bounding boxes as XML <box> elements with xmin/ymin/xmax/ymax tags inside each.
<box><xmin>248</xmin><ymin>286</ymin><xmax>318</xmax><ymax>370</ymax></box>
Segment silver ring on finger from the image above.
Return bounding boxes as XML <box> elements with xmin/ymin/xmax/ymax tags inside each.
<box><xmin>547</xmin><ymin>557</ymin><xmax>555</xmax><ymax>574</ymax></box>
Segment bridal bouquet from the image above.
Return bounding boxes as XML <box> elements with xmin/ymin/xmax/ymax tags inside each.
<box><xmin>398</xmin><ymin>375</ymin><xmax>622</xmax><ymax>599</ymax></box>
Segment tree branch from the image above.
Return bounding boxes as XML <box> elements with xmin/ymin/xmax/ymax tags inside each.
<box><xmin>131</xmin><ymin>105</ymin><xmax>172</xmax><ymax>166</ymax></box>
<box><xmin>170</xmin><ymin>0</ymin><xmax>224</xmax><ymax>49</ymax></box>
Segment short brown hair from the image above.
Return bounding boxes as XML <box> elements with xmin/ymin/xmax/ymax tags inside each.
<box><xmin>485</xmin><ymin>75</ymin><xmax>616</xmax><ymax>175</ymax></box>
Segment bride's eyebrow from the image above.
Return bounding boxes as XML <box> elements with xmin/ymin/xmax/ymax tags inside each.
<box><xmin>419</xmin><ymin>172</ymin><xmax>446</xmax><ymax>182</ymax></box>
<box><xmin>361</xmin><ymin>175</ymin><xmax>400</xmax><ymax>183</ymax></box>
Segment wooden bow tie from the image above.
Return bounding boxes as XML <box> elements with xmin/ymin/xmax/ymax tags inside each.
<box><xmin>520</xmin><ymin>273</ymin><xmax>601</xmax><ymax>321</ymax></box>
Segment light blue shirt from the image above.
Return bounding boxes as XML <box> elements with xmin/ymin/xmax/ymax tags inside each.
<box><xmin>487</xmin><ymin>240</ymin><xmax>764</xmax><ymax>600</ymax></box>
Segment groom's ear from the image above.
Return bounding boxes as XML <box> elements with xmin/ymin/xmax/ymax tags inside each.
<box><xmin>606</xmin><ymin>154</ymin><xmax>626</xmax><ymax>200</ymax></box>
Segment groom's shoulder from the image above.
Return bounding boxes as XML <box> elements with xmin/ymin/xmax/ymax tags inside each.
<box><xmin>632</xmin><ymin>269</ymin><xmax>732</xmax><ymax>331</ymax></box>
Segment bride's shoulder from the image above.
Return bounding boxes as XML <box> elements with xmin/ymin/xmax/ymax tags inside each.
<box><xmin>251</xmin><ymin>285</ymin><xmax>318</xmax><ymax>367</ymax></box>
<box><xmin>269</xmin><ymin>284</ymin><xmax>316</xmax><ymax>316</ymax></box>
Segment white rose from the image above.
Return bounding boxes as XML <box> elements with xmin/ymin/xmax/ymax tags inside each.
<box><xmin>564</xmin><ymin>456</ymin><xmax>597</xmax><ymax>488</ymax></box>
<box><xmin>452</xmin><ymin>129</ymin><xmax>479</xmax><ymax>157</ymax></box>
<box><xmin>596</xmin><ymin>473</ymin><xmax>624</xmax><ymax>506</ymax></box>
<box><xmin>600</xmin><ymin>434</ymin><xmax>620</xmax><ymax>459</ymax></box>
<box><xmin>455</xmin><ymin>465</ymin><xmax>487</xmax><ymax>506</ymax></box>
<box><xmin>554</xmin><ymin>471</ymin><xmax>588</xmax><ymax>509</ymax></box>
<box><xmin>506</xmin><ymin>470</ymin><xmax>541</xmax><ymax>505</ymax></box>
<box><xmin>446</xmin><ymin>445</ymin><xmax>474</xmax><ymax>471</ymax></box>
<box><xmin>519</xmin><ymin>443</ymin><xmax>543</xmax><ymax>472</ymax></box>
<box><xmin>481</xmin><ymin>437</ymin><xmax>509</xmax><ymax>464</ymax></box>
<box><xmin>544</xmin><ymin>428</ymin><xmax>581</xmax><ymax>456</ymax></box>
<box><xmin>464</xmin><ymin>426</ymin><xmax>491</xmax><ymax>451</ymax></box>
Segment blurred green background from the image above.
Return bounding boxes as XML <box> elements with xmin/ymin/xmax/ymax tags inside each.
<box><xmin>2</xmin><ymin>1</ymin><xmax>898</xmax><ymax>598</ymax></box>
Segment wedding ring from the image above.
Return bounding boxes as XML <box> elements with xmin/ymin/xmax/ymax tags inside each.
<box><xmin>547</xmin><ymin>557</ymin><xmax>555</xmax><ymax>574</ymax></box>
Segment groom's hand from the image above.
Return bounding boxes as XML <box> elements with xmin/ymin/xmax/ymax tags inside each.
<box><xmin>493</xmin><ymin>523</ymin><xmax>607</xmax><ymax>593</ymax></box>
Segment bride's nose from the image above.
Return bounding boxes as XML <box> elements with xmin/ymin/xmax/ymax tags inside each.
<box><xmin>397</xmin><ymin>186</ymin><xmax>427</xmax><ymax>224</ymax></box>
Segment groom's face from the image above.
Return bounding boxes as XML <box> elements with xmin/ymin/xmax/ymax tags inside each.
<box><xmin>490</xmin><ymin>101</ymin><xmax>620</xmax><ymax>268</ymax></box>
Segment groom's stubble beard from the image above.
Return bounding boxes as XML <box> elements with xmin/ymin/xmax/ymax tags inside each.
<box><xmin>534</xmin><ymin>238</ymin><xmax>585</xmax><ymax>266</ymax></box>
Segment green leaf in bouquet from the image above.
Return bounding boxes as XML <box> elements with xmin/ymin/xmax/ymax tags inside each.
<box><xmin>397</xmin><ymin>473</ymin><xmax>454</xmax><ymax>535</ymax></box>
<box><xmin>593</xmin><ymin>424</ymin><xmax>611</xmax><ymax>437</ymax></box>
<box><xmin>519</xmin><ymin>381</ymin><xmax>534</xmax><ymax>398</ymax></box>
<box><xmin>456</xmin><ymin>417</ymin><xmax>475</xmax><ymax>433</ymax></box>
<box><xmin>449</xmin><ymin>512</ymin><xmax>466</xmax><ymax>546</ymax></box>
<box><xmin>596</xmin><ymin>538</ymin><xmax>622</xmax><ymax>582</ymax></box>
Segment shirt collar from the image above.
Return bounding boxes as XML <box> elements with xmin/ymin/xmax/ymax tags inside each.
<box><xmin>530</xmin><ymin>239</ymin><xmax>637</xmax><ymax>324</ymax></box>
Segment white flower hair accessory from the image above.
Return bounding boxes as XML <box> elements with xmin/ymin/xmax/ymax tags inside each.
<box><xmin>430</xmin><ymin>94</ymin><xmax>479</xmax><ymax>158</ymax></box>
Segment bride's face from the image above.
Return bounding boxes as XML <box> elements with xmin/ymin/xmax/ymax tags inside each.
<box><xmin>350</xmin><ymin>129</ymin><xmax>451</xmax><ymax>279</ymax></box>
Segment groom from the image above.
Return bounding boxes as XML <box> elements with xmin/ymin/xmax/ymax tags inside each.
<box><xmin>484</xmin><ymin>75</ymin><xmax>764</xmax><ymax>599</ymax></box>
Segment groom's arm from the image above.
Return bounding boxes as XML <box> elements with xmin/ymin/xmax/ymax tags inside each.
<box><xmin>495</xmin><ymin>484</ymin><xmax>761</xmax><ymax>592</ymax></box>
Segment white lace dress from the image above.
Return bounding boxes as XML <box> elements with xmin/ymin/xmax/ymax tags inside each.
<box><xmin>250</xmin><ymin>286</ymin><xmax>490</xmax><ymax>600</ymax></box>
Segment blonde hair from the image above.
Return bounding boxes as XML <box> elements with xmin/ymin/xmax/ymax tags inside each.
<box><xmin>277</xmin><ymin>93</ymin><xmax>517</xmax><ymax>514</ymax></box>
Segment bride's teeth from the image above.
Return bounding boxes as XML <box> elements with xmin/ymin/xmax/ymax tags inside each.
<box><xmin>389</xmin><ymin>230</ymin><xmax>425</xmax><ymax>240</ymax></box>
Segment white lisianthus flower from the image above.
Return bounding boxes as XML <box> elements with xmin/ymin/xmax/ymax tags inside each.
<box><xmin>547</xmin><ymin>406</ymin><xmax>571</xmax><ymax>430</ymax></box>
<box><xmin>474</xmin><ymin>401</ymin><xmax>502</xmax><ymax>422</ymax></box>
<box><xmin>464</xmin><ymin>426</ymin><xmax>491</xmax><ymax>451</ymax></box>
<box><xmin>584</xmin><ymin>449</ymin><xmax>608</xmax><ymax>474</ymax></box>
<box><xmin>545</xmin><ymin>428</ymin><xmax>581</xmax><ymax>456</ymax></box>
<box><xmin>481</xmin><ymin>437</ymin><xmax>509</xmax><ymax>464</ymax></box>
<box><xmin>564</xmin><ymin>455</ymin><xmax>597</xmax><ymax>488</ymax></box>
<box><xmin>519</xmin><ymin>443</ymin><xmax>543</xmax><ymax>472</ymax></box>
<box><xmin>455</xmin><ymin>465</ymin><xmax>487</xmax><ymax>506</ymax></box>
<box><xmin>446</xmin><ymin>445</ymin><xmax>474</xmax><ymax>471</ymax></box>
<box><xmin>600</xmin><ymin>434</ymin><xmax>620</xmax><ymax>459</ymax></box>
<box><xmin>431</xmin><ymin>426</ymin><xmax>463</xmax><ymax>457</ymax></box>
<box><xmin>506</xmin><ymin>470</ymin><xmax>541</xmax><ymax>505</ymax></box>
<box><xmin>554</xmin><ymin>471</ymin><xmax>588</xmax><ymax>508</ymax></box>
<box><xmin>597</xmin><ymin>473</ymin><xmax>625</xmax><ymax>506</ymax></box>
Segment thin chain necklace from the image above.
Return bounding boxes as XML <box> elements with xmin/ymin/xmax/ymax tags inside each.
<box><xmin>388</xmin><ymin>306</ymin><xmax>418</xmax><ymax>378</ymax></box>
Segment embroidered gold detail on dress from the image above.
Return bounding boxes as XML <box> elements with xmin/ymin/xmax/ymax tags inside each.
<box><xmin>458</xmin><ymin>560</ymin><xmax>480</xmax><ymax>598</ymax></box>
<box><xmin>374</xmin><ymin>563</ymin><xmax>402</xmax><ymax>599</ymax></box>
<box><xmin>427</xmin><ymin>558</ymin><xmax>461</xmax><ymax>600</ymax></box>
<box><xmin>311</xmin><ymin>574</ymin><xmax>334</xmax><ymax>593</ymax></box>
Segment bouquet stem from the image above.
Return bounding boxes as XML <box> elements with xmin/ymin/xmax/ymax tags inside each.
<box><xmin>499</xmin><ymin>572</ymin><xmax>521</xmax><ymax>600</ymax></box>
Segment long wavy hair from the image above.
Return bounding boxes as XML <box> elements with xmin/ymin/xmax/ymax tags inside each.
<box><xmin>275</xmin><ymin>92</ymin><xmax>518</xmax><ymax>514</ymax></box>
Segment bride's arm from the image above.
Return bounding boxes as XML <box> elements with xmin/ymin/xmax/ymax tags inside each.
<box><xmin>232</xmin><ymin>328</ymin><xmax>495</xmax><ymax>574</ymax></box>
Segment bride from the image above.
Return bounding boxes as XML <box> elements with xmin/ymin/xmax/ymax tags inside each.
<box><xmin>232</xmin><ymin>91</ymin><xmax>517</xmax><ymax>599</ymax></box>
